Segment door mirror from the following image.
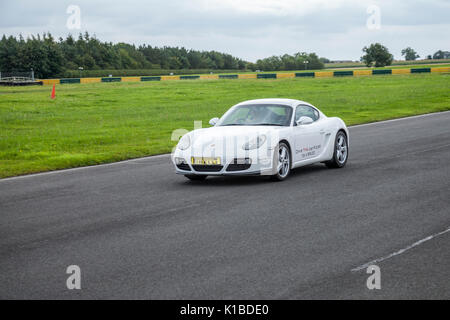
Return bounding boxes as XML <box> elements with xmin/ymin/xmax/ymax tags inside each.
<box><xmin>209</xmin><ymin>117</ymin><xmax>219</xmax><ymax>126</ymax></box>
<box><xmin>296</xmin><ymin>116</ymin><xmax>314</xmax><ymax>126</ymax></box>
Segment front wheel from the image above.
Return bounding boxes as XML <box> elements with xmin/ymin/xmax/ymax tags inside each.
<box><xmin>184</xmin><ymin>174</ymin><xmax>207</xmax><ymax>181</ymax></box>
<box><xmin>325</xmin><ymin>131</ymin><xmax>348</xmax><ymax>168</ymax></box>
<box><xmin>270</xmin><ymin>142</ymin><xmax>291</xmax><ymax>181</ymax></box>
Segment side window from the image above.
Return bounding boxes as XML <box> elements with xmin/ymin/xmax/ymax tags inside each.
<box><xmin>295</xmin><ymin>105</ymin><xmax>319</xmax><ymax>124</ymax></box>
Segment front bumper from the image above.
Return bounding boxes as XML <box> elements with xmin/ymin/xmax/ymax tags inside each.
<box><xmin>172</xmin><ymin>150</ymin><xmax>274</xmax><ymax>176</ymax></box>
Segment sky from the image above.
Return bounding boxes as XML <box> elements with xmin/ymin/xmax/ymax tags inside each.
<box><xmin>0</xmin><ymin>0</ymin><xmax>449</xmax><ymax>62</ymax></box>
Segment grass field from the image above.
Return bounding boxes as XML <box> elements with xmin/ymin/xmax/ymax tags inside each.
<box><xmin>1</xmin><ymin>73</ymin><xmax>449</xmax><ymax>178</ymax></box>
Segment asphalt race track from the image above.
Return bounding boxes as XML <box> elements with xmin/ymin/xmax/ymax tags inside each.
<box><xmin>1</xmin><ymin>111</ymin><xmax>449</xmax><ymax>299</ymax></box>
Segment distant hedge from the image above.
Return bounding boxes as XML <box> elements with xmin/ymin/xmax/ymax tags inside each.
<box><xmin>326</xmin><ymin>59</ymin><xmax>450</xmax><ymax>69</ymax></box>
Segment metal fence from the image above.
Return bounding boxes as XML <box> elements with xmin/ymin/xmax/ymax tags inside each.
<box><xmin>0</xmin><ymin>71</ymin><xmax>34</xmax><ymax>82</ymax></box>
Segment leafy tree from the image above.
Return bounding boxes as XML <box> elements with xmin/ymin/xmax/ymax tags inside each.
<box><xmin>401</xmin><ymin>47</ymin><xmax>419</xmax><ymax>61</ymax></box>
<box><xmin>361</xmin><ymin>43</ymin><xmax>393</xmax><ymax>67</ymax></box>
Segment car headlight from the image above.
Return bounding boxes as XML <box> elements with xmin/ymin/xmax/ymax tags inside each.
<box><xmin>177</xmin><ymin>135</ymin><xmax>191</xmax><ymax>150</ymax></box>
<box><xmin>242</xmin><ymin>134</ymin><xmax>266</xmax><ymax>150</ymax></box>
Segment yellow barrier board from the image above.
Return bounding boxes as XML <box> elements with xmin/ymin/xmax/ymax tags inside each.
<box><xmin>431</xmin><ymin>67</ymin><xmax>450</xmax><ymax>73</ymax></box>
<box><xmin>121</xmin><ymin>77</ymin><xmax>140</xmax><ymax>82</ymax></box>
<box><xmin>353</xmin><ymin>70</ymin><xmax>372</xmax><ymax>76</ymax></box>
<box><xmin>200</xmin><ymin>75</ymin><xmax>219</xmax><ymax>80</ymax></box>
<box><xmin>161</xmin><ymin>75</ymin><xmax>180</xmax><ymax>81</ymax></box>
<box><xmin>392</xmin><ymin>69</ymin><xmax>411</xmax><ymax>74</ymax></box>
<box><xmin>314</xmin><ymin>71</ymin><xmax>333</xmax><ymax>78</ymax></box>
<box><xmin>80</xmin><ymin>78</ymin><xmax>101</xmax><ymax>84</ymax></box>
<box><xmin>276</xmin><ymin>73</ymin><xmax>295</xmax><ymax>79</ymax></box>
<box><xmin>238</xmin><ymin>74</ymin><xmax>257</xmax><ymax>79</ymax></box>
<box><xmin>41</xmin><ymin>79</ymin><xmax>60</xmax><ymax>85</ymax></box>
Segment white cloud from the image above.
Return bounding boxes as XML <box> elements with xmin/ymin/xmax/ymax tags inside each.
<box><xmin>195</xmin><ymin>0</ymin><xmax>354</xmax><ymax>16</ymax></box>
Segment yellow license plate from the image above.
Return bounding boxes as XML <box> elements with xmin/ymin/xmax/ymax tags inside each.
<box><xmin>191</xmin><ymin>157</ymin><xmax>221</xmax><ymax>165</ymax></box>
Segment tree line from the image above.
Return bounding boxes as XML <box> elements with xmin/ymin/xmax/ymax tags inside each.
<box><xmin>0</xmin><ymin>32</ymin><xmax>248</xmax><ymax>78</ymax></box>
<box><xmin>0</xmin><ymin>32</ymin><xmax>330</xmax><ymax>78</ymax></box>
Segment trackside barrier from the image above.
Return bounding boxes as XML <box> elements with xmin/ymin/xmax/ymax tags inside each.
<box><xmin>180</xmin><ymin>75</ymin><xmax>200</xmax><ymax>80</ymax></box>
<box><xmin>373</xmin><ymin>69</ymin><xmax>392</xmax><ymax>75</ymax></box>
<box><xmin>80</xmin><ymin>78</ymin><xmax>101</xmax><ymax>84</ymax></box>
<box><xmin>121</xmin><ymin>77</ymin><xmax>140</xmax><ymax>82</ymax></box>
<box><xmin>354</xmin><ymin>70</ymin><xmax>372</xmax><ymax>76</ymax></box>
<box><xmin>238</xmin><ymin>74</ymin><xmax>257</xmax><ymax>79</ymax></box>
<box><xmin>200</xmin><ymin>75</ymin><xmax>219</xmax><ymax>80</ymax></box>
<box><xmin>37</xmin><ymin>67</ymin><xmax>450</xmax><ymax>85</ymax></box>
<box><xmin>41</xmin><ymin>79</ymin><xmax>60</xmax><ymax>85</ymax></box>
<box><xmin>392</xmin><ymin>69</ymin><xmax>410</xmax><ymax>74</ymax></box>
<box><xmin>276</xmin><ymin>73</ymin><xmax>295</xmax><ymax>79</ymax></box>
<box><xmin>219</xmin><ymin>74</ymin><xmax>238</xmax><ymax>79</ymax></box>
<box><xmin>101</xmin><ymin>77</ymin><xmax>121</xmax><ymax>82</ymax></box>
<box><xmin>161</xmin><ymin>75</ymin><xmax>180</xmax><ymax>80</ymax></box>
<box><xmin>257</xmin><ymin>73</ymin><xmax>277</xmax><ymax>79</ymax></box>
<box><xmin>411</xmin><ymin>68</ymin><xmax>431</xmax><ymax>73</ymax></box>
<box><xmin>141</xmin><ymin>76</ymin><xmax>161</xmax><ymax>81</ymax></box>
<box><xmin>295</xmin><ymin>72</ymin><xmax>315</xmax><ymax>77</ymax></box>
<box><xmin>315</xmin><ymin>71</ymin><xmax>334</xmax><ymax>77</ymax></box>
<box><xmin>431</xmin><ymin>67</ymin><xmax>450</xmax><ymax>73</ymax></box>
<box><xmin>60</xmin><ymin>78</ymin><xmax>81</xmax><ymax>84</ymax></box>
<box><xmin>334</xmin><ymin>70</ymin><xmax>353</xmax><ymax>76</ymax></box>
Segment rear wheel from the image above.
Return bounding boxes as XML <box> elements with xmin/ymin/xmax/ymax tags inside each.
<box><xmin>270</xmin><ymin>142</ymin><xmax>291</xmax><ymax>181</ymax></box>
<box><xmin>184</xmin><ymin>174</ymin><xmax>207</xmax><ymax>181</ymax></box>
<box><xmin>325</xmin><ymin>131</ymin><xmax>348</xmax><ymax>168</ymax></box>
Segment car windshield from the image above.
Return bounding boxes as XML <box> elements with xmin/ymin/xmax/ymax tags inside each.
<box><xmin>217</xmin><ymin>104</ymin><xmax>293</xmax><ymax>126</ymax></box>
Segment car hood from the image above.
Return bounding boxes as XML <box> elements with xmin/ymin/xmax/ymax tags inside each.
<box><xmin>188</xmin><ymin>125</ymin><xmax>283</xmax><ymax>154</ymax></box>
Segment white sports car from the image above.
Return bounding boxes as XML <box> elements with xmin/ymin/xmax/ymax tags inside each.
<box><xmin>172</xmin><ymin>98</ymin><xmax>348</xmax><ymax>181</ymax></box>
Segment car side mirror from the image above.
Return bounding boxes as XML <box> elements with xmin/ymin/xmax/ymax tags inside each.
<box><xmin>209</xmin><ymin>117</ymin><xmax>219</xmax><ymax>126</ymax></box>
<box><xmin>296</xmin><ymin>116</ymin><xmax>314</xmax><ymax>126</ymax></box>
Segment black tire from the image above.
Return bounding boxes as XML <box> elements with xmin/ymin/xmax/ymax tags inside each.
<box><xmin>270</xmin><ymin>142</ymin><xmax>291</xmax><ymax>181</ymax></box>
<box><xmin>325</xmin><ymin>130</ymin><xmax>348</xmax><ymax>168</ymax></box>
<box><xmin>184</xmin><ymin>174</ymin><xmax>207</xmax><ymax>181</ymax></box>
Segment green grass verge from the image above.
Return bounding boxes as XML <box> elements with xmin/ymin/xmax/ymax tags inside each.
<box><xmin>1</xmin><ymin>73</ymin><xmax>449</xmax><ymax>178</ymax></box>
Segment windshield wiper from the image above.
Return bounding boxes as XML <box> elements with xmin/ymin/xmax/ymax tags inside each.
<box><xmin>220</xmin><ymin>123</ymin><xmax>284</xmax><ymax>126</ymax></box>
<box><xmin>249</xmin><ymin>123</ymin><xmax>284</xmax><ymax>126</ymax></box>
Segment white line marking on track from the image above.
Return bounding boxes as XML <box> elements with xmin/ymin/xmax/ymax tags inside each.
<box><xmin>350</xmin><ymin>110</ymin><xmax>450</xmax><ymax>128</ymax></box>
<box><xmin>1</xmin><ymin>110</ymin><xmax>449</xmax><ymax>182</ymax></box>
<box><xmin>351</xmin><ymin>226</ymin><xmax>450</xmax><ymax>272</ymax></box>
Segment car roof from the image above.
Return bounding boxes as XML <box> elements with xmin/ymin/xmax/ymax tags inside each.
<box><xmin>236</xmin><ymin>98</ymin><xmax>310</xmax><ymax>107</ymax></box>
